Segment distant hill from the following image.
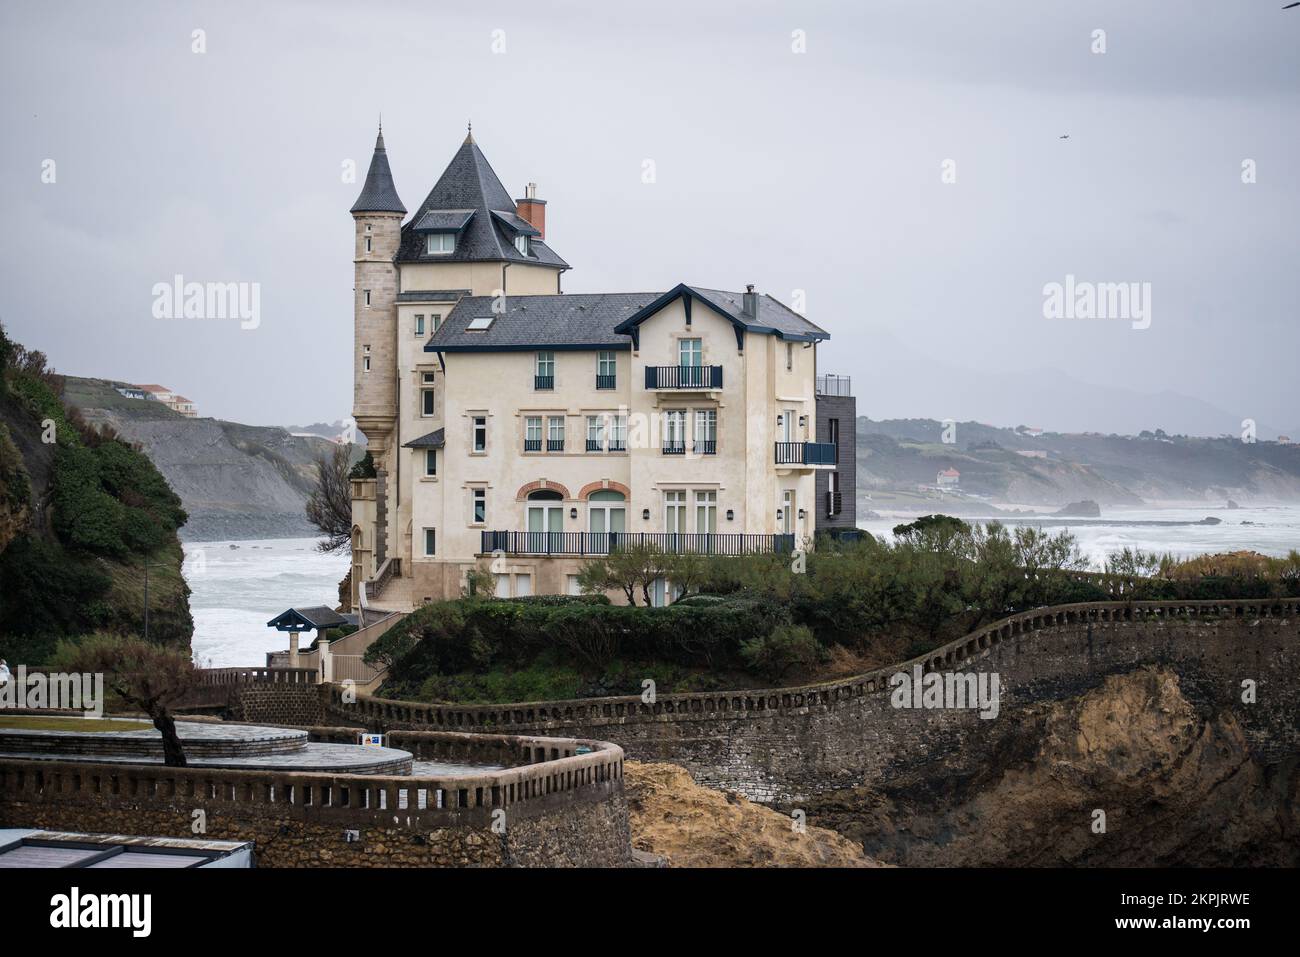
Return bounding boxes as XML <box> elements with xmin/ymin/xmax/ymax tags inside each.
<box><xmin>63</xmin><ymin>377</ymin><xmax>341</xmax><ymax>541</ymax></box>
<box><xmin>859</xmin><ymin>417</ymin><xmax>1300</xmax><ymax>506</ymax></box>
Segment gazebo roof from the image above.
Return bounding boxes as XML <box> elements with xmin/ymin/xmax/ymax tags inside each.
<box><xmin>267</xmin><ymin>606</ymin><xmax>350</xmax><ymax>632</ymax></box>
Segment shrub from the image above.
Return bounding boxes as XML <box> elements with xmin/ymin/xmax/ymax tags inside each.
<box><xmin>50</xmin><ymin>445</ymin><xmax>127</xmax><ymax>555</ymax></box>
<box><xmin>739</xmin><ymin>624</ymin><xmax>826</xmax><ymax>680</ymax></box>
<box><xmin>502</xmin><ymin>593</ymin><xmax>610</xmax><ymax>607</ymax></box>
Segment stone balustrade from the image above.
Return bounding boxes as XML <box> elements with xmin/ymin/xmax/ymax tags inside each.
<box><xmin>328</xmin><ymin>599</ymin><xmax>1298</xmax><ymax>732</ymax></box>
<box><xmin>0</xmin><ymin>729</ymin><xmax>629</xmax><ymax>867</ymax></box>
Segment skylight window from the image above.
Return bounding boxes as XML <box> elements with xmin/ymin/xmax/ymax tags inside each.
<box><xmin>466</xmin><ymin>315</ymin><xmax>495</xmax><ymax>331</ymax></box>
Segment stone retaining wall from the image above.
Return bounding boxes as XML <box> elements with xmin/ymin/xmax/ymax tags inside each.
<box><xmin>326</xmin><ymin>600</ymin><xmax>1299</xmax><ymax>803</ymax></box>
<box><xmin>0</xmin><ymin>730</ymin><xmax>629</xmax><ymax>867</ymax></box>
<box><xmin>228</xmin><ymin>685</ymin><xmax>326</xmax><ymax>726</ymax></box>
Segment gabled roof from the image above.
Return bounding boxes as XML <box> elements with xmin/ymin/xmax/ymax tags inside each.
<box><xmin>350</xmin><ymin>126</ymin><xmax>406</xmax><ymax>215</ymax></box>
<box><xmin>613</xmin><ymin>284</ymin><xmax>829</xmax><ymax>344</ymax></box>
<box><xmin>404</xmin><ymin>428</ymin><xmax>445</xmax><ymax>449</ymax></box>
<box><xmin>397</xmin><ymin>132</ymin><xmax>568</xmax><ymax>269</ymax></box>
<box><xmin>425</xmin><ymin>293</ymin><xmax>661</xmax><ymax>352</ymax></box>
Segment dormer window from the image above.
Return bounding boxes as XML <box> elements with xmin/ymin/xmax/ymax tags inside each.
<box><xmin>427</xmin><ymin>233</ymin><xmax>456</xmax><ymax>255</ymax></box>
<box><xmin>514</xmin><ymin>234</ymin><xmax>530</xmax><ymax>256</ymax></box>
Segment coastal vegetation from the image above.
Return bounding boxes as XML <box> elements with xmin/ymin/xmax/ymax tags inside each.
<box><xmin>371</xmin><ymin>517</ymin><xmax>1300</xmax><ymax>704</ymax></box>
<box><xmin>0</xmin><ymin>323</ymin><xmax>192</xmax><ymax>665</ymax></box>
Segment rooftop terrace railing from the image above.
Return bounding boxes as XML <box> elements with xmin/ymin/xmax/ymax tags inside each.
<box><xmin>815</xmin><ymin>373</ymin><xmax>852</xmax><ymax>397</ymax></box>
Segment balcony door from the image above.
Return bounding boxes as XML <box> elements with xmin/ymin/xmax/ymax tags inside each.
<box><xmin>678</xmin><ymin>338</ymin><xmax>703</xmax><ymax>388</ymax></box>
<box><xmin>588</xmin><ymin>490</ymin><xmax>626</xmax><ymax>551</ymax></box>
<box><xmin>525</xmin><ymin>489</ymin><xmax>564</xmax><ymax>553</ymax></box>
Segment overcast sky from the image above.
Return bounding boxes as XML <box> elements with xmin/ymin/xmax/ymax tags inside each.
<box><xmin>1</xmin><ymin>0</ymin><xmax>1296</xmax><ymax>435</ymax></box>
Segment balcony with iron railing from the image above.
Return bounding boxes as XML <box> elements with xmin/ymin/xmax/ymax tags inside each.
<box><xmin>534</xmin><ymin>375</ymin><xmax>554</xmax><ymax>390</ymax></box>
<box><xmin>662</xmin><ymin>441</ymin><xmax>686</xmax><ymax>455</ymax></box>
<box><xmin>608</xmin><ymin>440</ymin><xmax>627</xmax><ymax>452</ymax></box>
<box><xmin>524</xmin><ymin>438</ymin><xmax>542</xmax><ymax>452</ymax></box>
<box><xmin>775</xmin><ymin>441</ymin><xmax>837</xmax><ymax>467</ymax></box>
<box><xmin>645</xmin><ymin>365</ymin><xmax>723</xmax><ymax>390</ymax></box>
<box><xmin>547</xmin><ymin>438</ymin><xmax>565</xmax><ymax>452</ymax></box>
<box><xmin>595</xmin><ymin>374</ymin><xmax>617</xmax><ymax>390</ymax></box>
<box><xmin>694</xmin><ymin>439</ymin><xmax>717</xmax><ymax>455</ymax></box>
<box><xmin>481</xmin><ymin>530</ymin><xmax>795</xmax><ymax>557</ymax></box>
<box><xmin>586</xmin><ymin>438</ymin><xmax>603</xmax><ymax>452</ymax></box>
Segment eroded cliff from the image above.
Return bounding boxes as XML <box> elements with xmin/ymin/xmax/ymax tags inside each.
<box><xmin>807</xmin><ymin>667</ymin><xmax>1300</xmax><ymax>866</ymax></box>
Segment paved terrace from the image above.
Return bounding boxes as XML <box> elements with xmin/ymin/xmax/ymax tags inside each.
<box><xmin>0</xmin><ymin>717</ymin><xmax>414</xmax><ymax>774</ymax></box>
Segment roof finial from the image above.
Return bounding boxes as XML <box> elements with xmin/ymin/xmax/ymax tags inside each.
<box><xmin>375</xmin><ymin>113</ymin><xmax>386</xmax><ymax>151</ymax></box>
<box><xmin>465</xmin><ymin>120</ymin><xmax>474</xmax><ymax>145</ymax></box>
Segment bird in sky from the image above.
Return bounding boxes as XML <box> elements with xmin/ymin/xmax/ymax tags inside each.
<box><xmin>1059</xmin><ymin>134</ymin><xmax>1070</xmax><ymax>139</ymax></box>
<box><xmin>1284</xmin><ymin>2</ymin><xmax>1299</xmax><ymax>9</ymax></box>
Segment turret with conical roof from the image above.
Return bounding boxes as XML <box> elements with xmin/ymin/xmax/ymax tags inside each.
<box><xmin>351</xmin><ymin>124</ymin><xmax>406</xmax><ymax>214</ymax></box>
<box><xmin>351</xmin><ymin>122</ymin><xmax>405</xmax><ymax>571</ymax></box>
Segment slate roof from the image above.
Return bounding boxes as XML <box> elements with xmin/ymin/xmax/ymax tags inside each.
<box><xmin>404</xmin><ymin>428</ymin><xmax>445</xmax><ymax>449</ymax></box>
<box><xmin>426</xmin><ymin>293</ymin><xmax>662</xmax><ymax>352</ymax></box>
<box><xmin>350</xmin><ymin>127</ymin><xmax>406</xmax><ymax>214</ymax></box>
<box><xmin>412</xmin><ymin>209</ymin><xmax>475</xmax><ymax>232</ymax></box>
<box><xmin>267</xmin><ymin>606</ymin><xmax>349</xmax><ymax>631</ymax></box>
<box><xmin>396</xmin><ymin>289</ymin><xmax>471</xmax><ymax>303</ymax></box>
<box><xmin>489</xmin><ymin>209</ymin><xmax>540</xmax><ymax>236</ymax></box>
<box><xmin>614</xmin><ymin>284</ymin><xmax>830</xmax><ymax>343</ymax></box>
<box><xmin>397</xmin><ymin>133</ymin><xmax>569</xmax><ymax>269</ymax></box>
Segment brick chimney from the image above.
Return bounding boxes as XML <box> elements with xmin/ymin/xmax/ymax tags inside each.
<box><xmin>515</xmin><ymin>182</ymin><xmax>546</xmax><ymax>239</ymax></box>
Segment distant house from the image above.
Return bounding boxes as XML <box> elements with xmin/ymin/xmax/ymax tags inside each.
<box><xmin>1018</xmin><ymin>426</ymin><xmax>1044</xmax><ymax>438</ymax></box>
<box><xmin>937</xmin><ymin>467</ymin><xmax>960</xmax><ymax>487</ymax></box>
<box><xmin>114</xmin><ymin>386</ymin><xmax>149</xmax><ymax>400</ymax></box>
<box><xmin>1279</xmin><ymin>435</ymin><xmax>1293</xmax><ymax>445</ymax></box>
<box><xmin>135</xmin><ymin>384</ymin><xmax>197</xmax><ymax>417</ymax></box>
<box><xmin>136</xmin><ymin>384</ymin><xmax>174</xmax><ymax>404</ymax></box>
<box><xmin>1016</xmin><ymin>449</ymin><xmax>1047</xmax><ymax>459</ymax></box>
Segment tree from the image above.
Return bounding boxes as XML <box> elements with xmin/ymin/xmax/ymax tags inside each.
<box><xmin>53</xmin><ymin>635</ymin><xmax>197</xmax><ymax>766</ymax></box>
<box><xmin>306</xmin><ymin>443</ymin><xmax>356</xmax><ymax>553</ymax></box>
<box><xmin>577</xmin><ymin>543</ymin><xmax>667</xmax><ymax>605</ymax></box>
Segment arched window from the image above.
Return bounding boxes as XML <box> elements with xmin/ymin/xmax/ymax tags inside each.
<box><xmin>525</xmin><ymin>489</ymin><xmax>564</xmax><ymax>552</ymax></box>
<box><xmin>588</xmin><ymin>490</ymin><xmax>626</xmax><ymax>535</ymax></box>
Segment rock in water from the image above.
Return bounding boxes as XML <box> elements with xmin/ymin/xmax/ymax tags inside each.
<box><xmin>1053</xmin><ymin>499</ymin><xmax>1101</xmax><ymax>517</ymax></box>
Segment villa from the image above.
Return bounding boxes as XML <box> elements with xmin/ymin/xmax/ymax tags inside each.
<box><xmin>347</xmin><ymin>124</ymin><xmax>856</xmax><ymax>610</ymax></box>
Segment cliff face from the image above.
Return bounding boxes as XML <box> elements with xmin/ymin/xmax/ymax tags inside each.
<box><xmin>626</xmin><ymin>761</ymin><xmax>886</xmax><ymax>868</ymax></box>
<box><xmin>809</xmin><ymin>667</ymin><xmax>1300</xmax><ymax>866</ymax></box>
<box><xmin>0</xmin><ymin>346</ymin><xmax>192</xmax><ymax>662</ymax></box>
<box><xmin>64</xmin><ymin>377</ymin><xmax>339</xmax><ymax>541</ymax></box>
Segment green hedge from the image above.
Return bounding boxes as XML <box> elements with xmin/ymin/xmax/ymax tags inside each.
<box><xmin>369</xmin><ymin>591</ymin><xmax>791</xmax><ymax>688</ymax></box>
